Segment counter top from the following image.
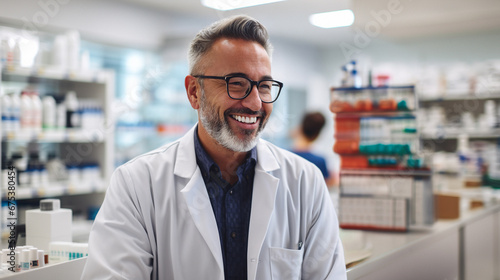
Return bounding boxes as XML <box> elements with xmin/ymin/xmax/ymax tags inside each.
<box><xmin>341</xmin><ymin>202</ymin><xmax>500</xmax><ymax>279</ymax></box>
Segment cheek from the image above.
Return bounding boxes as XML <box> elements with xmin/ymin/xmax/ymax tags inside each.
<box><xmin>263</xmin><ymin>103</ymin><xmax>273</xmax><ymax>118</ymax></box>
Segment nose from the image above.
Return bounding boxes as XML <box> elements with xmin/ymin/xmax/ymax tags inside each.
<box><xmin>241</xmin><ymin>84</ymin><xmax>262</xmax><ymax>112</ymax></box>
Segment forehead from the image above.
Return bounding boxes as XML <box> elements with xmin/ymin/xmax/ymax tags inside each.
<box><xmin>202</xmin><ymin>38</ymin><xmax>271</xmax><ymax>76</ymax></box>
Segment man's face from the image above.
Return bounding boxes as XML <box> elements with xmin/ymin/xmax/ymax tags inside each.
<box><xmin>191</xmin><ymin>38</ymin><xmax>274</xmax><ymax>152</ymax></box>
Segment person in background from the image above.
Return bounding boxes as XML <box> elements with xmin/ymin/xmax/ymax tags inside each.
<box><xmin>292</xmin><ymin>111</ymin><xmax>336</xmax><ymax>187</ymax></box>
<box><xmin>81</xmin><ymin>15</ymin><xmax>346</xmax><ymax>280</ymax></box>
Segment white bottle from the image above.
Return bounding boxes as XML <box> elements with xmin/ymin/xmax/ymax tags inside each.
<box><xmin>42</xmin><ymin>96</ymin><xmax>56</xmax><ymax>130</ymax></box>
<box><xmin>56</xmin><ymin>102</ymin><xmax>66</xmax><ymax>130</ymax></box>
<box><xmin>29</xmin><ymin>247</ymin><xmax>39</xmax><ymax>268</ymax></box>
<box><xmin>20</xmin><ymin>92</ymin><xmax>34</xmax><ymax>132</ymax></box>
<box><xmin>37</xmin><ymin>250</ymin><xmax>45</xmax><ymax>267</ymax></box>
<box><xmin>31</xmin><ymin>92</ymin><xmax>42</xmax><ymax>133</ymax></box>
<box><xmin>0</xmin><ymin>38</ymin><xmax>12</xmax><ymax>65</ymax></box>
<box><xmin>52</xmin><ymin>35</ymin><xmax>68</xmax><ymax>70</ymax></box>
<box><xmin>10</xmin><ymin>94</ymin><xmax>21</xmax><ymax>131</ymax></box>
<box><xmin>21</xmin><ymin>249</ymin><xmax>30</xmax><ymax>271</ymax></box>
<box><xmin>13</xmin><ymin>39</ymin><xmax>21</xmax><ymax>67</ymax></box>
<box><xmin>1</xmin><ymin>94</ymin><xmax>12</xmax><ymax>133</ymax></box>
<box><xmin>64</xmin><ymin>91</ymin><xmax>79</xmax><ymax>128</ymax></box>
<box><xmin>66</xmin><ymin>30</ymin><xmax>80</xmax><ymax>71</ymax></box>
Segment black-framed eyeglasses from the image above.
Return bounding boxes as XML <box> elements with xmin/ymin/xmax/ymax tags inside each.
<box><xmin>193</xmin><ymin>75</ymin><xmax>283</xmax><ymax>103</ymax></box>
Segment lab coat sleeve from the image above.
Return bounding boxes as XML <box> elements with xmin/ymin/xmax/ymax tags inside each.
<box><xmin>81</xmin><ymin>165</ymin><xmax>154</xmax><ymax>280</ymax></box>
<box><xmin>301</xmin><ymin>168</ymin><xmax>347</xmax><ymax>280</ymax></box>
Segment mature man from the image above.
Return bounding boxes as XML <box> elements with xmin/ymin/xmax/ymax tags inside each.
<box><xmin>82</xmin><ymin>15</ymin><xmax>346</xmax><ymax>280</ymax></box>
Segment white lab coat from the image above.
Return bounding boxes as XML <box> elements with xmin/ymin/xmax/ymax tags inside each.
<box><xmin>81</xmin><ymin>126</ymin><xmax>346</xmax><ymax>280</ymax></box>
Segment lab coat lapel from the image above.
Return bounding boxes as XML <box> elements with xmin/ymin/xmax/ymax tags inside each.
<box><xmin>177</xmin><ymin>127</ymin><xmax>224</xmax><ymax>276</ymax></box>
<box><xmin>247</xmin><ymin>140</ymin><xmax>280</xmax><ymax>280</ymax></box>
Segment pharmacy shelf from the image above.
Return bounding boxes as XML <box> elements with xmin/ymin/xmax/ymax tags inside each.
<box><xmin>2</xmin><ymin>129</ymin><xmax>105</xmax><ymax>143</ymax></box>
<box><xmin>1</xmin><ymin>180</ymin><xmax>106</xmax><ymax>200</ymax></box>
<box><xmin>419</xmin><ymin>92</ymin><xmax>500</xmax><ymax>102</ymax></box>
<box><xmin>1</xmin><ymin>65</ymin><xmax>110</xmax><ymax>84</ymax></box>
<box><xmin>340</xmin><ymin>167</ymin><xmax>432</xmax><ymax>177</ymax></box>
<box><xmin>334</xmin><ymin>111</ymin><xmax>416</xmax><ymax>118</ymax></box>
<box><xmin>0</xmin><ymin>64</ymin><xmax>114</xmax><ymax>185</ymax></box>
<box><xmin>421</xmin><ymin>129</ymin><xmax>500</xmax><ymax>140</ymax></box>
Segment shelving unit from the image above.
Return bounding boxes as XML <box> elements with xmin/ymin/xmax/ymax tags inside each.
<box><xmin>0</xmin><ymin>64</ymin><xmax>114</xmax><ymax>234</ymax></box>
<box><xmin>418</xmin><ymin>91</ymin><xmax>500</xmax><ymax>189</ymax></box>
<box><xmin>330</xmin><ymin>86</ymin><xmax>434</xmax><ymax>232</ymax></box>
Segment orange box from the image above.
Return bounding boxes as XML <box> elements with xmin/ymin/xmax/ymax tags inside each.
<box><xmin>333</xmin><ymin>141</ymin><xmax>359</xmax><ymax>154</ymax></box>
<box><xmin>339</xmin><ymin>155</ymin><xmax>368</xmax><ymax>168</ymax></box>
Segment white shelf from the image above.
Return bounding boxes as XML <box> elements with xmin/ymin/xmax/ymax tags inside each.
<box><xmin>2</xmin><ymin>180</ymin><xmax>106</xmax><ymax>200</ymax></box>
<box><xmin>1</xmin><ymin>65</ymin><xmax>110</xmax><ymax>84</ymax></box>
<box><xmin>2</xmin><ymin>129</ymin><xmax>105</xmax><ymax>143</ymax></box>
<box><xmin>421</xmin><ymin>128</ymin><xmax>500</xmax><ymax>140</ymax></box>
<box><xmin>419</xmin><ymin>92</ymin><xmax>500</xmax><ymax>102</ymax></box>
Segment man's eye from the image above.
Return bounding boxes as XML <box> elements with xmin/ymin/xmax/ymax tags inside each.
<box><xmin>230</xmin><ymin>82</ymin><xmax>245</xmax><ymax>86</ymax></box>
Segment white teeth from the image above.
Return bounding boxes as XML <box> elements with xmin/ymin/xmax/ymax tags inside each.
<box><xmin>233</xmin><ymin>115</ymin><xmax>257</xmax><ymax>124</ymax></box>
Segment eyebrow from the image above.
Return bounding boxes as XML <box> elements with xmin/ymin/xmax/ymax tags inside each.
<box><xmin>226</xmin><ymin>72</ymin><xmax>274</xmax><ymax>80</ymax></box>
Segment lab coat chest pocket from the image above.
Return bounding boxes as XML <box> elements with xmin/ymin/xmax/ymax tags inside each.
<box><xmin>269</xmin><ymin>247</ymin><xmax>304</xmax><ymax>280</ymax></box>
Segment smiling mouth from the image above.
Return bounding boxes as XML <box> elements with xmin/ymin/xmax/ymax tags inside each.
<box><xmin>231</xmin><ymin>114</ymin><xmax>258</xmax><ymax>124</ymax></box>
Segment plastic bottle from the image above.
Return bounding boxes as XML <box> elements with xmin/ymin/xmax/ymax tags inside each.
<box><xmin>52</xmin><ymin>35</ymin><xmax>68</xmax><ymax>69</ymax></box>
<box><xmin>10</xmin><ymin>94</ymin><xmax>21</xmax><ymax>131</ymax></box>
<box><xmin>13</xmin><ymin>39</ymin><xmax>21</xmax><ymax>67</ymax></box>
<box><xmin>12</xmin><ymin>152</ymin><xmax>29</xmax><ymax>187</ymax></box>
<box><xmin>66</xmin><ymin>30</ymin><xmax>80</xmax><ymax>71</ymax></box>
<box><xmin>42</xmin><ymin>96</ymin><xmax>56</xmax><ymax>130</ymax></box>
<box><xmin>46</xmin><ymin>153</ymin><xmax>67</xmax><ymax>181</ymax></box>
<box><xmin>20</xmin><ymin>249</ymin><xmax>30</xmax><ymax>271</ymax></box>
<box><xmin>1</xmin><ymin>94</ymin><xmax>12</xmax><ymax>133</ymax></box>
<box><xmin>31</xmin><ymin>92</ymin><xmax>42</xmax><ymax>133</ymax></box>
<box><xmin>64</xmin><ymin>91</ymin><xmax>79</xmax><ymax>128</ymax></box>
<box><xmin>352</xmin><ymin>69</ymin><xmax>362</xmax><ymax>88</ymax></box>
<box><xmin>55</xmin><ymin>97</ymin><xmax>66</xmax><ymax>130</ymax></box>
<box><xmin>28</xmin><ymin>153</ymin><xmax>41</xmax><ymax>188</ymax></box>
<box><xmin>0</xmin><ymin>38</ymin><xmax>12</xmax><ymax>65</ymax></box>
<box><xmin>20</xmin><ymin>91</ymin><xmax>34</xmax><ymax>132</ymax></box>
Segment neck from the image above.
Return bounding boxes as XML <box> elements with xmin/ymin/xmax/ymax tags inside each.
<box><xmin>197</xmin><ymin>127</ymin><xmax>249</xmax><ymax>184</ymax></box>
<box><xmin>293</xmin><ymin>134</ymin><xmax>313</xmax><ymax>151</ymax></box>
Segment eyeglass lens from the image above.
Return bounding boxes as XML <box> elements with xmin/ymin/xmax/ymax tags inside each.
<box><xmin>227</xmin><ymin>76</ymin><xmax>281</xmax><ymax>102</ymax></box>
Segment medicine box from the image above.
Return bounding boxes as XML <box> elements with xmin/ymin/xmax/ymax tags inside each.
<box><xmin>26</xmin><ymin>208</ymin><xmax>72</xmax><ymax>252</ymax></box>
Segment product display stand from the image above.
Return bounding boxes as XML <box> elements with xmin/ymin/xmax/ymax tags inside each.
<box><xmin>330</xmin><ymin>86</ymin><xmax>434</xmax><ymax>231</ymax></box>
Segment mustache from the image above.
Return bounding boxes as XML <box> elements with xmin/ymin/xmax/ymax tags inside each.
<box><xmin>225</xmin><ymin>108</ymin><xmax>265</xmax><ymax>118</ymax></box>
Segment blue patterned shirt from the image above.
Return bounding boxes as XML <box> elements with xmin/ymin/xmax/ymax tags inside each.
<box><xmin>194</xmin><ymin>128</ymin><xmax>256</xmax><ymax>280</ymax></box>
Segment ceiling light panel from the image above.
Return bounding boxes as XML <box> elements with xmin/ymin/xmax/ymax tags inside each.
<box><xmin>201</xmin><ymin>0</ymin><xmax>285</xmax><ymax>11</ymax></box>
<box><xmin>309</xmin><ymin>9</ymin><xmax>355</xmax><ymax>28</ymax></box>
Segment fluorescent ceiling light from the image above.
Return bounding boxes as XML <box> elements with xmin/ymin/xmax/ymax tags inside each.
<box><xmin>201</xmin><ymin>0</ymin><xmax>285</xmax><ymax>11</ymax></box>
<box><xmin>309</xmin><ymin>9</ymin><xmax>355</xmax><ymax>28</ymax></box>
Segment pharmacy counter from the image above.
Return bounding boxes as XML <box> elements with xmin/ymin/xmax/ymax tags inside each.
<box><xmin>0</xmin><ymin>258</ymin><xmax>86</xmax><ymax>279</ymax></box>
<box><xmin>342</xmin><ymin>203</ymin><xmax>500</xmax><ymax>280</ymax></box>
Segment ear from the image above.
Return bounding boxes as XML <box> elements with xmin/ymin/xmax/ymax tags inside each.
<box><xmin>185</xmin><ymin>75</ymin><xmax>200</xmax><ymax>110</ymax></box>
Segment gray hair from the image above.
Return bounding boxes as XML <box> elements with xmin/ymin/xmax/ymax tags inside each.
<box><xmin>188</xmin><ymin>15</ymin><xmax>273</xmax><ymax>75</ymax></box>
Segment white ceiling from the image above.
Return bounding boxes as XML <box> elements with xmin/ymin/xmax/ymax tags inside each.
<box><xmin>113</xmin><ymin>0</ymin><xmax>500</xmax><ymax>47</ymax></box>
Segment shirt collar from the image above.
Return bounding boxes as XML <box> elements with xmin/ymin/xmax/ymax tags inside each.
<box><xmin>194</xmin><ymin>125</ymin><xmax>257</xmax><ymax>182</ymax></box>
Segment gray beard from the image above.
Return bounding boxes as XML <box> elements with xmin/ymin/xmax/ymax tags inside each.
<box><xmin>198</xmin><ymin>89</ymin><xmax>265</xmax><ymax>152</ymax></box>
